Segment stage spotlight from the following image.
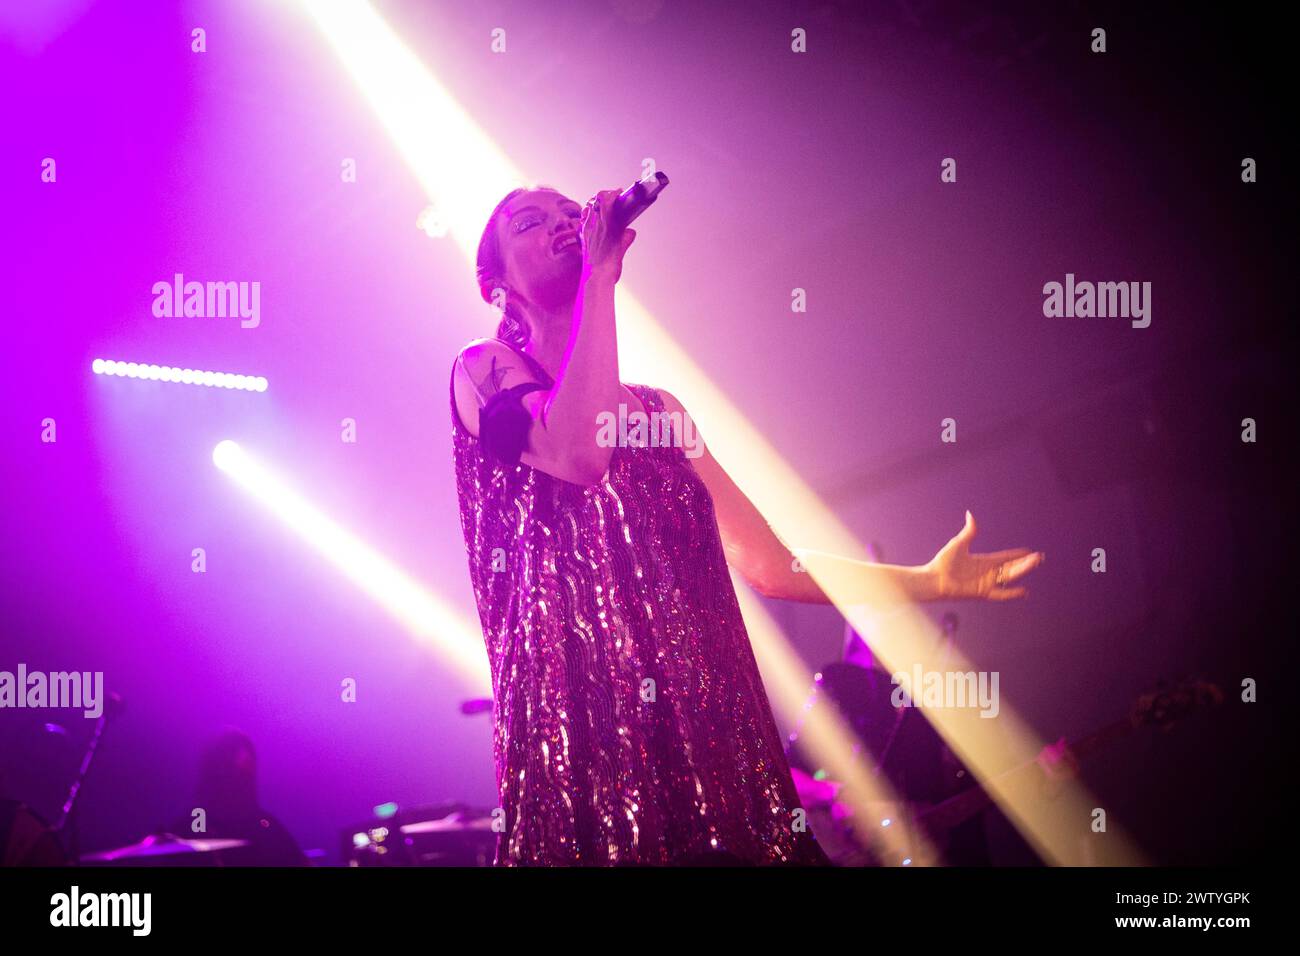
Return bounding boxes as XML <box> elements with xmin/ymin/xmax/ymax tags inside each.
<box><xmin>212</xmin><ymin>439</ymin><xmax>490</xmax><ymax>689</ymax></box>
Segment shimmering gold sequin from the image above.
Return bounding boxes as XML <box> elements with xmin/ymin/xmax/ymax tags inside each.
<box><xmin>450</xmin><ymin>363</ymin><xmax>827</xmax><ymax>866</ymax></box>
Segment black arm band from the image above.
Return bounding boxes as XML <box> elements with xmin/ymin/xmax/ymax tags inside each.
<box><xmin>479</xmin><ymin>382</ymin><xmax>547</xmax><ymax>467</ymax></box>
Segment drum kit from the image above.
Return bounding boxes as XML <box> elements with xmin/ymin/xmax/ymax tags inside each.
<box><xmin>76</xmin><ymin>804</ymin><xmax>501</xmax><ymax>866</ymax></box>
<box><xmin>79</xmin><ymin>834</ymin><xmax>252</xmax><ymax>866</ymax></box>
<box><xmin>8</xmin><ymin>689</ymin><xmax>504</xmax><ymax>867</ymax></box>
<box><xmin>343</xmin><ymin>804</ymin><xmax>498</xmax><ymax>867</ymax></box>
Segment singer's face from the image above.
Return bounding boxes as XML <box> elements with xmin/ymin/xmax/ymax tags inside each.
<box><xmin>498</xmin><ymin>189</ymin><xmax>584</xmax><ymax>307</ymax></box>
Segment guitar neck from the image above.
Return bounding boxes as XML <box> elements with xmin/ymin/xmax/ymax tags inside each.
<box><xmin>918</xmin><ymin>716</ymin><xmax>1136</xmax><ymax>833</ymax></box>
<box><xmin>1068</xmin><ymin>716</ymin><xmax>1136</xmax><ymax>762</ymax></box>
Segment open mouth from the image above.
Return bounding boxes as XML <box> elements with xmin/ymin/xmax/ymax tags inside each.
<box><xmin>552</xmin><ymin>233</ymin><xmax>580</xmax><ymax>255</ymax></box>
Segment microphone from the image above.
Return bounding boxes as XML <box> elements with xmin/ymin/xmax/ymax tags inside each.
<box><xmin>610</xmin><ymin>172</ymin><xmax>669</xmax><ymax>234</ymax></box>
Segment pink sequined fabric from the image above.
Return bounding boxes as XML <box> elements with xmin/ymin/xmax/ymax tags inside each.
<box><xmin>449</xmin><ymin>349</ymin><xmax>827</xmax><ymax>866</ymax></box>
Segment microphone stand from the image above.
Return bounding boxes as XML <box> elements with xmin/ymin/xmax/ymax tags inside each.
<box><xmin>53</xmin><ymin>691</ymin><xmax>122</xmax><ymax>865</ymax></box>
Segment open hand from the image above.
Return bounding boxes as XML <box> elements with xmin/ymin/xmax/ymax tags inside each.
<box><xmin>926</xmin><ymin>511</ymin><xmax>1043</xmax><ymax>601</ymax></box>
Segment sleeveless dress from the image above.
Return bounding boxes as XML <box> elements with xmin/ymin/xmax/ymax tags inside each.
<box><xmin>449</xmin><ymin>343</ymin><xmax>828</xmax><ymax>866</ymax></box>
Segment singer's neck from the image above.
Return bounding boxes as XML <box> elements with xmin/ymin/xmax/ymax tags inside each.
<box><xmin>517</xmin><ymin>300</ymin><xmax>578</xmax><ymax>385</ymax></box>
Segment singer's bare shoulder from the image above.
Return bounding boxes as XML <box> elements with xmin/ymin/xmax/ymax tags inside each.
<box><xmin>452</xmin><ymin>338</ymin><xmax>546</xmax><ymax>439</ymax></box>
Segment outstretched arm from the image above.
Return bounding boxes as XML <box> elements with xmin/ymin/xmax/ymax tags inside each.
<box><xmin>655</xmin><ymin>389</ymin><xmax>1042</xmax><ymax>605</ymax></box>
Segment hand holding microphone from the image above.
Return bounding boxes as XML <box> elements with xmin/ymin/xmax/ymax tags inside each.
<box><xmin>580</xmin><ymin>172</ymin><xmax>669</xmax><ymax>284</ymax></box>
<box><xmin>579</xmin><ymin>189</ymin><xmax>634</xmax><ymax>282</ymax></box>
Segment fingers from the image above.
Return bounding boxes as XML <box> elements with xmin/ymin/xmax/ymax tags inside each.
<box><xmin>593</xmin><ymin>188</ymin><xmax>620</xmax><ymax>215</ymax></box>
<box><xmin>987</xmin><ymin>585</ymin><xmax>1027</xmax><ymax>601</ymax></box>
<box><xmin>1000</xmin><ymin>552</ymin><xmax>1044</xmax><ymax>582</ymax></box>
<box><xmin>956</xmin><ymin>510</ymin><xmax>977</xmax><ymax>544</ymax></box>
<box><xmin>580</xmin><ymin>196</ymin><xmax>612</xmax><ymax>265</ymax></box>
<box><xmin>942</xmin><ymin>511</ymin><xmax>973</xmax><ymax>550</ymax></box>
<box><xmin>583</xmin><ymin>190</ymin><xmax>623</xmax><ymax>234</ymax></box>
<box><xmin>581</xmin><ymin>190</ymin><xmax>626</xmax><ymax>261</ymax></box>
<box><xmin>983</xmin><ymin>548</ymin><xmax>1034</xmax><ymax>563</ymax></box>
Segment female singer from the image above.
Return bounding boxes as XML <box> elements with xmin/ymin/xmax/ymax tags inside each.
<box><xmin>449</xmin><ymin>185</ymin><xmax>1043</xmax><ymax>865</ymax></box>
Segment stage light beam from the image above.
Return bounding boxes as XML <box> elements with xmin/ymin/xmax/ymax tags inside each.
<box><xmin>212</xmin><ymin>439</ymin><xmax>490</xmax><ymax>690</ymax></box>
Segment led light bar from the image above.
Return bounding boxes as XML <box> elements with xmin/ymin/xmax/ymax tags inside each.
<box><xmin>92</xmin><ymin>358</ymin><xmax>267</xmax><ymax>392</ymax></box>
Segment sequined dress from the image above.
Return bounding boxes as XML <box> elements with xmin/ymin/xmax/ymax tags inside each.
<box><xmin>449</xmin><ymin>345</ymin><xmax>827</xmax><ymax>866</ymax></box>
